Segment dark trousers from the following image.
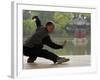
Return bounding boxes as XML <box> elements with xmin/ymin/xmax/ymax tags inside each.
<box><xmin>23</xmin><ymin>46</ymin><xmax>59</xmax><ymax>62</ymax></box>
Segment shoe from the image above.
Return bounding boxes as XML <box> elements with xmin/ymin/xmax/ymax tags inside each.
<box><xmin>56</xmin><ymin>57</ymin><xmax>70</xmax><ymax>64</ymax></box>
<box><xmin>27</xmin><ymin>57</ymin><xmax>36</xmax><ymax>63</ymax></box>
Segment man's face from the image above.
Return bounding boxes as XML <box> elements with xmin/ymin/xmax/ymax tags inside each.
<box><xmin>47</xmin><ymin>25</ymin><xmax>54</xmax><ymax>33</ymax></box>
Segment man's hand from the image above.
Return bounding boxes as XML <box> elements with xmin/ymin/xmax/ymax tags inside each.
<box><xmin>62</xmin><ymin>40</ymin><xmax>67</xmax><ymax>47</ymax></box>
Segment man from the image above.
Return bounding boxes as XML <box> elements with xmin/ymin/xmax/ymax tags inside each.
<box><xmin>23</xmin><ymin>16</ymin><xmax>70</xmax><ymax>64</ymax></box>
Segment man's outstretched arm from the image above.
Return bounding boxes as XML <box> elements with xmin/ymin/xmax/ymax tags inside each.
<box><xmin>42</xmin><ymin>36</ymin><xmax>63</xmax><ymax>49</ymax></box>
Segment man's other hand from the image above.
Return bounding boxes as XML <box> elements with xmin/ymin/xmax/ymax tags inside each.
<box><xmin>62</xmin><ymin>40</ymin><xmax>67</xmax><ymax>47</ymax></box>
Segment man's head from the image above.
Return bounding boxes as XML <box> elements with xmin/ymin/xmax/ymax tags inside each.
<box><xmin>45</xmin><ymin>21</ymin><xmax>55</xmax><ymax>33</ymax></box>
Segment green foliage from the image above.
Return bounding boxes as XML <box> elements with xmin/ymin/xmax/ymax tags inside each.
<box><xmin>23</xmin><ymin>19</ymin><xmax>36</xmax><ymax>35</ymax></box>
<box><xmin>37</xmin><ymin>11</ymin><xmax>54</xmax><ymax>25</ymax></box>
<box><xmin>53</xmin><ymin>12</ymin><xmax>72</xmax><ymax>29</ymax></box>
<box><xmin>81</xmin><ymin>13</ymin><xmax>90</xmax><ymax>16</ymax></box>
<box><xmin>23</xmin><ymin>10</ymin><xmax>31</xmax><ymax>20</ymax></box>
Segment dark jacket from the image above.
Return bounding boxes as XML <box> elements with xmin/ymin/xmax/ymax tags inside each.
<box><xmin>24</xmin><ymin>27</ymin><xmax>63</xmax><ymax>49</ymax></box>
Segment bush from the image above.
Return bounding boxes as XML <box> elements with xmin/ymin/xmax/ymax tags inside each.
<box><xmin>23</xmin><ymin>19</ymin><xmax>36</xmax><ymax>36</ymax></box>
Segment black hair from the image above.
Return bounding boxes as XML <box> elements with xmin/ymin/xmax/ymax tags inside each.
<box><xmin>45</xmin><ymin>21</ymin><xmax>55</xmax><ymax>28</ymax></box>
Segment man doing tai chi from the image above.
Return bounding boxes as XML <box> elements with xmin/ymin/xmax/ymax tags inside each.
<box><xmin>23</xmin><ymin>16</ymin><xmax>70</xmax><ymax>64</ymax></box>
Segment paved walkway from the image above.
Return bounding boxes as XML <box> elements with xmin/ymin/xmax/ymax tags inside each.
<box><xmin>23</xmin><ymin>55</ymin><xmax>90</xmax><ymax>69</ymax></box>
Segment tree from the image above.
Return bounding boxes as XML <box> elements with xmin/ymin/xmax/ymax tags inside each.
<box><xmin>53</xmin><ymin>12</ymin><xmax>72</xmax><ymax>29</ymax></box>
<box><xmin>23</xmin><ymin>10</ymin><xmax>31</xmax><ymax>20</ymax></box>
<box><xmin>23</xmin><ymin>19</ymin><xmax>36</xmax><ymax>36</ymax></box>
